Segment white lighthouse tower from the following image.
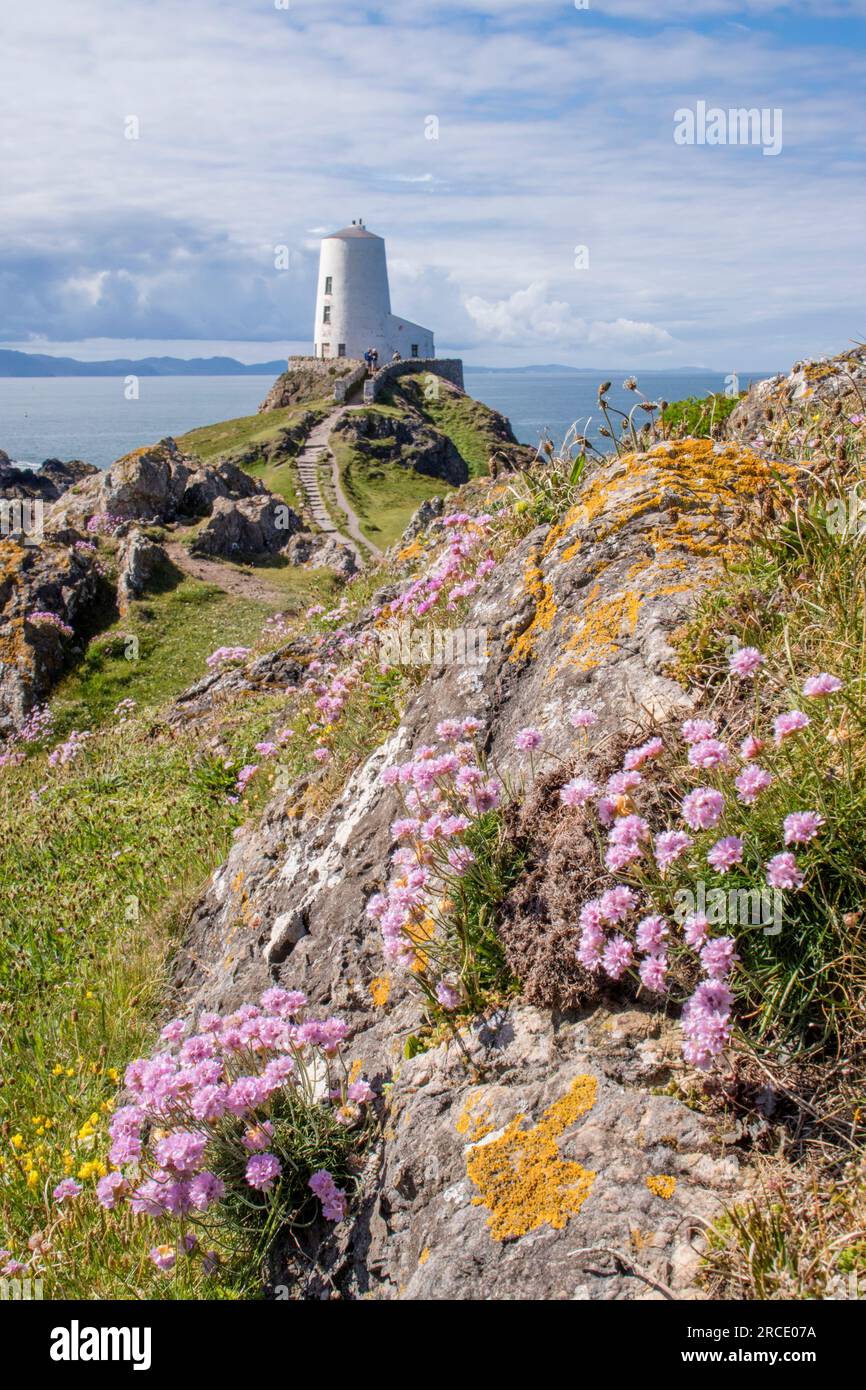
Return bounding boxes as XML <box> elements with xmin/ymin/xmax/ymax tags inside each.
<box><xmin>313</xmin><ymin>221</ymin><xmax>435</xmax><ymax>363</ymax></box>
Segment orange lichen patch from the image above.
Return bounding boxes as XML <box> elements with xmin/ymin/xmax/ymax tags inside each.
<box><xmin>508</xmin><ymin>547</ymin><xmax>558</xmax><ymax>664</ymax></box>
<box><xmin>418</xmin><ymin>1247</ymin><xmax>431</xmax><ymax>1266</ymax></box>
<box><xmin>554</xmin><ymin>585</ymin><xmax>642</xmax><ymax>679</ymax></box>
<box><xmin>407</xmin><ymin>916</ymin><xmax>436</xmax><ymax>974</ymax></box>
<box><xmin>455</xmin><ymin>1092</ymin><xmax>494</xmax><ymax>1143</ymax></box>
<box><xmin>466</xmin><ymin>1075</ymin><xmax>598</xmax><ymax>1241</ymax></box>
<box><xmin>348</xmin><ymin>1058</ymin><xmax>364</xmax><ymax>1084</ymax></box>
<box><xmin>230</xmin><ymin>870</ymin><xmax>245</xmax><ymax>895</ymax></box>
<box><xmin>561</xmin><ymin>536</ymin><xmax>582</xmax><ymax>563</ymax></box>
<box><xmin>369</xmin><ymin>975</ymin><xmax>391</xmax><ymax>1009</ymax></box>
<box><xmin>541</xmin><ymin>504</ymin><xmax>582</xmax><ymax>558</ymax></box>
<box><xmin>646</xmin><ymin>1174</ymin><xmax>677</xmax><ymax>1200</ymax></box>
<box><xmin>396</xmin><ymin>539</ymin><xmax>423</xmax><ymax>563</ymax></box>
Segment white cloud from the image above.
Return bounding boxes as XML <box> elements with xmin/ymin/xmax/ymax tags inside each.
<box><xmin>465</xmin><ymin>284</ymin><xmax>673</xmax><ymax>353</ymax></box>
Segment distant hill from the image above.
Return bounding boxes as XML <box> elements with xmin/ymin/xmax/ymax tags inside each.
<box><xmin>0</xmin><ymin>350</ymin><xmax>287</xmax><ymax>378</ymax></box>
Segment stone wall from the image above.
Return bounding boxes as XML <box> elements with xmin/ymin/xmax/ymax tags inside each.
<box><xmin>333</xmin><ymin>363</ymin><xmax>368</xmax><ymax>403</ymax></box>
<box><xmin>363</xmin><ymin>358</ymin><xmax>464</xmax><ymax>403</ymax></box>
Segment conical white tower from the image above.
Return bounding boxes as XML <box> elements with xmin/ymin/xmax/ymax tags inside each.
<box><xmin>313</xmin><ymin>221</ymin><xmax>434</xmax><ymax>362</ymax></box>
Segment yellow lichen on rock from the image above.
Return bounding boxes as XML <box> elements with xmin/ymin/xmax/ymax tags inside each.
<box><xmin>465</xmin><ymin>1075</ymin><xmax>597</xmax><ymax>1241</ymax></box>
<box><xmin>455</xmin><ymin>1091</ymin><xmax>494</xmax><ymax>1143</ymax></box>
<box><xmin>369</xmin><ymin>975</ymin><xmax>391</xmax><ymax>1008</ymax></box>
<box><xmin>508</xmin><ymin>547</ymin><xmax>558</xmax><ymax>663</ymax></box>
<box><xmin>646</xmin><ymin>1174</ymin><xmax>677</xmax><ymax>1200</ymax></box>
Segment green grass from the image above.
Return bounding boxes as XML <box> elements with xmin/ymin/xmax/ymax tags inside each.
<box><xmin>240</xmin><ymin>456</ymin><xmax>304</xmax><ymax>512</ymax></box>
<box><xmin>177</xmin><ymin>401</ymin><xmax>330</xmax><ymax>466</ymax></box>
<box><xmin>660</xmin><ymin>392</ymin><xmax>742</xmax><ymax>438</ymax></box>
<box><xmin>330</xmin><ymin>431</ymin><xmax>453</xmax><ymax>548</ymax></box>
<box><xmin>0</xmin><ymin>543</ymin><xmax>425</xmax><ymax>1297</ymax></box>
<box><xmin>390</xmin><ymin>374</ymin><xmax>510</xmax><ymax>476</ymax></box>
<box><xmin>49</xmin><ymin>575</ymin><xmax>272</xmax><ymax>736</ymax></box>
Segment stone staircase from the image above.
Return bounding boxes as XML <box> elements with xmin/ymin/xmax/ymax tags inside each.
<box><xmin>292</xmin><ymin>399</ymin><xmax>383</xmax><ymax>562</ymax></box>
<box><xmin>294</xmin><ymin>411</ymin><xmax>342</xmax><ymax>535</ymax></box>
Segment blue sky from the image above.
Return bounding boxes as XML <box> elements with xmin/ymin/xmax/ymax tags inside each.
<box><xmin>1</xmin><ymin>0</ymin><xmax>864</xmax><ymax>369</ymax></box>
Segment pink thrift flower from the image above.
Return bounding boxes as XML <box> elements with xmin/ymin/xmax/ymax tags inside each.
<box><xmin>688</xmin><ymin>738</ymin><xmax>729</xmax><ymax>770</ymax></box>
<box><xmin>707</xmin><ymin>836</ymin><xmax>744</xmax><ymax>873</ymax></box>
<box><xmin>53</xmin><ymin>1178</ymin><xmax>82</xmax><ymax>1203</ymax></box>
<box><xmin>598</xmin><ymin>886</ymin><xmax>638</xmax><ymax>923</ymax></box>
<box><xmin>570</xmin><ymin>708</ymin><xmax>599</xmax><ymax>729</ymax></box>
<box><xmin>729</xmin><ymin>646</ymin><xmax>764</xmax><ymax>678</ymax></box>
<box><xmin>735</xmin><ymin>764</ymin><xmax>774</xmax><ymax>805</ymax></box>
<box><xmin>149</xmin><ymin>1245</ymin><xmax>177</xmax><ymax>1272</ymax></box>
<box><xmin>766</xmin><ymin>852</ymin><xmax>804</xmax><ymax>891</ymax></box>
<box><xmin>783</xmin><ymin>811</ymin><xmax>824</xmax><ymax>845</ymax></box>
<box><xmin>681</xmin><ymin>787</ymin><xmax>725</xmax><ymax>831</ymax></box>
<box><xmin>515</xmin><ymin>727</ymin><xmax>543</xmax><ymax>751</ymax></box>
<box><xmin>96</xmin><ymin>1171</ymin><xmax>127</xmax><ymax>1210</ymax></box>
<box><xmin>347</xmin><ymin>1080</ymin><xmax>375</xmax><ymax>1103</ymax></box>
<box><xmin>638</xmin><ymin>953</ymin><xmax>668</xmax><ymax>992</ymax></box>
<box><xmin>308</xmin><ymin>1169</ymin><xmax>349</xmax><ymax>1222</ymax></box>
<box><xmin>159</xmin><ymin>1017</ymin><xmax>187</xmax><ymax>1043</ymax></box>
<box><xmin>623</xmin><ymin>737</ymin><xmax>664</xmax><ymax>771</ymax></box>
<box><xmin>606</xmin><ymin>770</ymin><xmax>641</xmax><ymax>797</ymax></box>
<box><xmin>699</xmin><ymin>936</ymin><xmax>739</xmax><ymax>980</ymax></box>
<box><xmin>681</xmin><ymin>718</ymin><xmax>717</xmax><ymax>744</ymax></box>
<box><xmin>740</xmin><ymin>734</ymin><xmax>764</xmax><ymax>760</ymax></box>
<box><xmin>605</xmin><ymin>842</ymin><xmax>642</xmax><ymax>871</ymax></box>
<box><xmin>245</xmin><ymin>1153</ymin><xmax>281</xmax><ymax>1192</ymax></box>
<box><xmin>435</xmin><ymin>980</ymin><xmax>461</xmax><ymax>1011</ymax></box>
<box><xmin>602</xmin><ymin>934</ymin><xmax>633</xmax><ymax>981</ymax></box>
<box><xmin>803</xmin><ymin>673</ymin><xmax>842</xmax><ymax>698</ymax></box>
<box><xmin>773</xmin><ymin>710</ymin><xmax>810</xmax><ymax>745</ymax></box>
<box><xmin>636</xmin><ymin>914</ymin><xmax>668</xmax><ymax>952</ymax></box>
<box><xmin>559</xmin><ymin>776</ymin><xmax>598</xmax><ymax>808</ymax></box>
<box><xmin>683</xmin><ymin>913</ymin><xmax>710</xmax><ymax>949</ymax></box>
<box><xmin>654</xmin><ymin>830</ymin><xmax>693</xmax><ymax>870</ymax></box>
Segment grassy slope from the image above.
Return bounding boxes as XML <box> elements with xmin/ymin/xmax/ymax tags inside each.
<box><xmin>328</xmin><ymin>377</ymin><xmax>521</xmax><ymax>547</ymax></box>
<box><xmin>177</xmin><ymin>399</ymin><xmax>331</xmax><ymax>513</ymax></box>
<box><xmin>396</xmin><ymin>375</ymin><xmax>506</xmax><ymax>476</ymax></box>
<box><xmin>330</xmin><ymin>419</ymin><xmax>454</xmax><ymax>549</ymax></box>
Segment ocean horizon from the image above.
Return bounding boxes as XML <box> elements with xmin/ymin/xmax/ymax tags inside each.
<box><xmin>0</xmin><ymin>367</ymin><xmax>767</xmax><ymax>471</ymax></box>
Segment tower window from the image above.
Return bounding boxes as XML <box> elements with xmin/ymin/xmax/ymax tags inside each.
<box><xmin>338</xmin><ymin>343</ymin><xmax>346</xmax><ymax>357</ymax></box>
<box><xmin>411</xmin><ymin>344</ymin><xmax>419</xmax><ymax>358</ymax></box>
<box><xmin>323</xmin><ymin>305</ymin><xmax>331</xmax><ymax>324</ymax></box>
<box><xmin>325</xmin><ymin>276</ymin><xmax>333</xmax><ymax>295</ymax></box>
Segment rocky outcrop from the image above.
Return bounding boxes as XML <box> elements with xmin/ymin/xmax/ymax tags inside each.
<box><xmin>0</xmin><ymin>538</ymin><xmax>104</xmax><ymax>736</ymax></box>
<box><xmin>259</xmin><ymin>358</ymin><xmax>363</xmax><ymax>413</ymax></box>
<box><xmin>190</xmin><ymin>495</ymin><xmax>303</xmax><ymax>558</ymax></box>
<box><xmin>0</xmin><ymin>454</ymin><xmax>97</xmax><ymax>502</ymax></box>
<box><xmin>171</xmin><ymin>435</ymin><xmax>780</xmax><ymax>1299</ymax></box>
<box><xmin>46</xmin><ymin>438</ymin><xmax>269</xmax><ymax>533</ymax></box>
<box><xmin>729</xmin><ymin>343</ymin><xmax>866</xmax><ymax>441</ymax></box>
<box><xmin>284</xmin><ymin>531</ymin><xmax>359</xmax><ymax>579</ymax></box>
<box><xmin>116</xmin><ymin>528</ymin><xmax>169</xmax><ymax>612</ymax></box>
<box><xmin>332</xmin><ymin>409</ymin><xmax>469</xmax><ymax>487</ymax></box>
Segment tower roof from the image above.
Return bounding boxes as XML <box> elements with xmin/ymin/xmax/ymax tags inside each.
<box><xmin>325</xmin><ymin>223</ymin><xmax>382</xmax><ymax>240</ymax></box>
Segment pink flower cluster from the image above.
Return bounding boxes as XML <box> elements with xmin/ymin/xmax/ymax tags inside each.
<box><xmin>367</xmin><ymin>718</ymin><xmax>499</xmax><ymax>990</ymax></box>
<box><xmin>59</xmin><ymin>991</ymin><xmax>372</xmax><ymax>1269</ymax></box>
<box><xmin>206</xmin><ymin>646</ymin><xmax>251</xmax><ymax>669</ymax></box>
<box><xmin>0</xmin><ymin>704</ymin><xmax>53</xmax><ymax>769</ymax></box>
<box><xmin>85</xmin><ymin>512</ymin><xmax>125</xmax><ymax>536</ymax></box>
<box><xmin>376</xmin><ymin>513</ymin><xmax>495</xmax><ymax>621</ymax></box>
<box><xmin>563</xmin><ymin>658</ymin><xmax>840</xmax><ymax>1069</ymax></box>
<box><xmin>47</xmin><ymin>729</ymin><xmax>91</xmax><ymax>768</ymax></box>
<box><xmin>28</xmin><ymin>610</ymin><xmax>73</xmax><ymax>639</ymax></box>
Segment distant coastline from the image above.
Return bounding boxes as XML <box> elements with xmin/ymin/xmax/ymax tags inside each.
<box><xmin>0</xmin><ymin>348</ymin><xmax>781</xmax><ymax>379</ymax></box>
